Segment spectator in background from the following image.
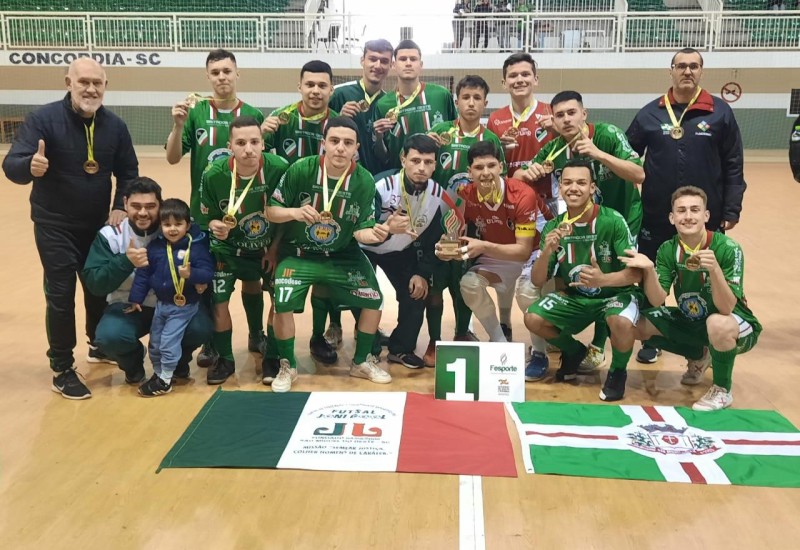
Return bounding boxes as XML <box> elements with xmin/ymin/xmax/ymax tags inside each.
<box><xmin>453</xmin><ymin>1</ymin><xmax>470</xmax><ymax>50</ymax></box>
<box><xmin>496</xmin><ymin>2</ymin><xmax>513</xmax><ymax>52</ymax></box>
<box><xmin>473</xmin><ymin>0</ymin><xmax>492</xmax><ymax>51</ymax></box>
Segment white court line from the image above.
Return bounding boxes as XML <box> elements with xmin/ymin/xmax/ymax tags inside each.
<box><xmin>459</xmin><ymin>475</ymin><xmax>486</xmax><ymax>550</ymax></box>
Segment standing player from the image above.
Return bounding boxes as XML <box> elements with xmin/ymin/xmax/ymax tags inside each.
<box><xmin>627</xmin><ymin>48</ymin><xmax>746</xmax><ymax>364</ymax></box>
<box><xmin>525</xmin><ymin>160</ymin><xmax>641</xmax><ymax>401</ymax></box>
<box><xmin>197</xmin><ymin>117</ymin><xmax>289</xmax><ymax>385</ymax></box>
<box><xmin>265</xmin><ymin>117</ymin><xmax>392</xmax><ymax>393</ymax></box>
<box><xmin>790</xmin><ymin>114</ymin><xmax>800</xmax><ymax>183</ymax></box>
<box><xmin>621</xmin><ymin>186</ymin><xmax>761</xmax><ymax>411</ymax></box>
<box><xmin>165</xmin><ymin>49</ymin><xmax>266</xmax><ymax>364</ymax></box>
<box><xmin>373</xmin><ymin>40</ymin><xmax>458</xmax><ymax>171</ymax></box>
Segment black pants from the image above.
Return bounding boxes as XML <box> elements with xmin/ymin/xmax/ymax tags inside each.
<box><xmin>473</xmin><ymin>22</ymin><xmax>489</xmax><ymax>49</ymax></box>
<box><xmin>34</xmin><ymin>224</ymin><xmax>108</xmax><ymax>372</ymax></box>
<box><xmin>638</xmin><ymin>223</ymin><xmax>677</xmax><ymax>262</ymax></box>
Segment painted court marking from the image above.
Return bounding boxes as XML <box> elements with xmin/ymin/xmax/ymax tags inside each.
<box><xmin>459</xmin><ymin>475</ymin><xmax>486</xmax><ymax>550</ymax></box>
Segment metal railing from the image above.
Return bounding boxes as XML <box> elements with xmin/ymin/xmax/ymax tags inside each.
<box><xmin>0</xmin><ymin>10</ymin><xmax>798</xmax><ymax>53</ymax></box>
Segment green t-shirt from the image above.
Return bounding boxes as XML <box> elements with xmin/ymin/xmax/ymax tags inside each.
<box><xmin>330</xmin><ymin>80</ymin><xmax>386</xmax><ymax>176</ymax></box>
<box><xmin>542</xmin><ymin>204</ymin><xmax>636</xmax><ymax>299</ymax></box>
<box><xmin>269</xmin><ymin>156</ymin><xmax>377</xmax><ymax>257</ymax></box>
<box><xmin>264</xmin><ymin>104</ymin><xmax>339</xmax><ymax>165</ymax></box>
<box><xmin>180</xmin><ymin>100</ymin><xmax>265</xmax><ymax>223</ymax></box>
<box><xmin>533</xmin><ymin>122</ymin><xmax>643</xmax><ymax>235</ymax></box>
<box><xmin>198</xmin><ymin>153</ymin><xmax>289</xmax><ymax>258</ymax></box>
<box><xmin>655</xmin><ymin>231</ymin><xmax>760</xmax><ymax>331</ymax></box>
<box><xmin>375</xmin><ymin>82</ymin><xmax>458</xmax><ymax>170</ymax></box>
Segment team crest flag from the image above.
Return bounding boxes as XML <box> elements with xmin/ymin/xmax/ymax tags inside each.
<box><xmin>160</xmin><ymin>390</ymin><xmax>517</xmax><ymax>477</ymax></box>
<box><xmin>508</xmin><ymin>402</ymin><xmax>800</xmax><ymax>487</ymax></box>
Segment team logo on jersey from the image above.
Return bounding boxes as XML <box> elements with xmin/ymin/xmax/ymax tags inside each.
<box><xmin>200</xmin><ymin>202</ymin><xmax>209</xmax><ymax>215</ymax></box>
<box><xmin>298</xmin><ymin>192</ymin><xmax>311</xmax><ymax>206</ymax></box>
<box><xmin>432</xmin><ymin>111</ymin><xmax>444</xmax><ymax>125</ymax></box>
<box><xmin>440</xmin><ymin>152</ymin><xmax>453</xmax><ymax>170</ymax></box>
<box><xmin>207</xmin><ymin>147</ymin><xmax>231</xmax><ymax>164</ymax></box>
<box><xmin>283</xmin><ymin>139</ymin><xmax>298</xmax><ymax>157</ymax></box>
<box><xmin>597</xmin><ymin>241</ymin><xmax>612</xmax><ymax>263</ymax></box>
<box><xmin>792</xmin><ymin>128</ymin><xmax>800</xmax><ymax>142</ymax></box>
<box><xmin>697</xmin><ymin>121</ymin><xmax>710</xmax><ymax>132</ymax></box>
<box><xmin>660</xmin><ymin>123</ymin><xmax>673</xmax><ymax>136</ymax></box>
<box><xmin>414</xmin><ymin>214</ymin><xmax>428</xmax><ymax>230</ymax></box>
<box><xmin>568</xmin><ymin>265</ymin><xmax>601</xmax><ymax>297</ymax></box>
<box><xmin>351</xmin><ymin>288</ymin><xmax>381</xmax><ymax>300</ymax></box>
<box><xmin>345</xmin><ymin>203</ymin><xmax>361</xmax><ymax>223</ymax></box>
<box><xmin>535</xmin><ymin>127</ymin><xmax>548</xmax><ymax>142</ymax></box>
<box><xmin>678</xmin><ymin>292</ymin><xmax>708</xmax><ymax>320</ymax></box>
<box><xmin>196</xmin><ymin>128</ymin><xmax>208</xmax><ymax>146</ymax></box>
<box><xmin>474</xmin><ymin>217</ymin><xmax>487</xmax><ymax>239</ymax></box>
<box><xmin>271</xmin><ymin>188</ymin><xmax>285</xmax><ymax>204</ymax></box>
<box><xmin>218</xmin><ymin>199</ymin><xmax>230</xmax><ymax>212</ymax></box>
<box><xmin>447</xmin><ymin>172</ymin><xmax>470</xmax><ymax>192</ymax></box>
<box><xmin>307</xmin><ymin>218</ymin><xmax>340</xmax><ymax>246</ymax></box>
<box><xmin>239</xmin><ymin>211</ymin><xmax>269</xmax><ymax>240</ymax></box>
<box><xmin>347</xmin><ymin>270</ymin><xmax>368</xmax><ymax>287</ymax></box>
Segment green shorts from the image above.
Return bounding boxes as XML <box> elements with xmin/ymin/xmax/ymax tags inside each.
<box><xmin>642</xmin><ymin>306</ymin><xmax>760</xmax><ymax>355</ymax></box>
<box><xmin>212</xmin><ymin>253</ymin><xmax>267</xmax><ymax>304</ymax></box>
<box><xmin>527</xmin><ymin>290</ymin><xmax>642</xmax><ymax>334</ymax></box>
<box><xmin>273</xmin><ymin>251</ymin><xmax>383</xmax><ymax>314</ymax></box>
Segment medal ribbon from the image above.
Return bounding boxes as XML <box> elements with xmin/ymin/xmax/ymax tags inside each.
<box><xmin>679</xmin><ymin>231</ymin><xmax>706</xmax><ymax>258</ymax></box>
<box><xmin>477</xmin><ymin>177</ymin><xmax>503</xmax><ymax>204</ymax></box>
<box><xmin>297</xmin><ymin>101</ymin><xmax>328</xmax><ymax>122</ymax></box>
<box><xmin>543</xmin><ymin>125</ymin><xmax>587</xmax><ymax>164</ymax></box>
<box><xmin>359</xmin><ymin>79</ymin><xmax>382</xmax><ymax>107</ymax></box>
<box><xmin>84</xmin><ymin>115</ymin><xmax>96</xmax><ymax>167</ymax></box>
<box><xmin>388</xmin><ymin>82</ymin><xmax>422</xmax><ymax>119</ymax></box>
<box><xmin>167</xmin><ymin>234</ymin><xmax>193</xmax><ymax>297</ymax></box>
<box><xmin>226</xmin><ymin>158</ymin><xmax>260</xmax><ymax>217</ymax></box>
<box><xmin>399</xmin><ymin>169</ymin><xmax>430</xmax><ymax>228</ymax></box>
<box><xmin>321</xmin><ymin>159</ymin><xmax>353</xmax><ymax>213</ymax></box>
<box><xmin>664</xmin><ymin>87</ymin><xmax>703</xmax><ymax>133</ymax></box>
<box><xmin>511</xmin><ymin>99</ymin><xmax>536</xmax><ymax>130</ymax></box>
<box><xmin>560</xmin><ymin>199</ymin><xmax>594</xmax><ymax>227</ymax></box>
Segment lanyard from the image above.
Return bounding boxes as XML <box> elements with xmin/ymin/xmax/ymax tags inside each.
<box><xmin>227</xmin><ymin>159</ymin><xmax>260</xmax><ymax>217</ymax></box>
<box><xmin>399</xmin><ymin>169</ymin><xmax>429</xmax><ymax>228</ymax></box>
<box><xmin>167</xmin><ymin>234</ymin><xmax>193</xmax><ymax>298</ymax></box>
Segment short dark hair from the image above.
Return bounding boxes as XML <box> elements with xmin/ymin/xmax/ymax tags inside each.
<box><xmin>502</xmin><ymin>52</ymin><xmax>537</xmax><ymax>78</ymax></box>
<box><xmin>562</xmin><ymin>159</ymin><xmax>595</xmax><ymax>181</ymax></box>
<box><xmin>467</xmin><ymin>140</ymin><xmax>503</xmax><ymax>165</ymax></box>
<box><xmin>206</xmin><ymin>49</ymin><xmax>236</xmax><ymax>67</ymax></box>
<box><xmin>159</xmin><ymin>198</ymin><xmax>191</xmax><ymax>223</ymax></box>
<box><xmin>125</xmin><ymin>176</ymin><xmax>163</xmax><ymax>202</ymax></box>
<box><xmin>229</xmin><ymin>115</ymin><xmax>262</xmax><ymax>137</ymax></box>
<box><xmin>300</xmin><ymin>60</ymin><xmax>333</xmax><ymax>81</ymax></box>
<box><xmin>551</xmin><ymin>90</ymin><xmax>584</xmax><ymax>110</ymax></box>
<box><xmin>402</xmin><ymin>134</ymin><xmax>439</xmax><ymax>156</ymax></box>
<box><xmin>671</xmin><ymin>185</ymin><xmax>708</xmax><ymax>207</ymax></box>
<box><xmin>324</xmin><ymin>116</ymin><xmax>359</xmax><ymax>138</ymax></box>
<box><xmin>456</xmin><ymin>75</ymin><xmax>490</xmax><ymax>98</ymax></box>
<box><xmin>363</xmin><ymin>39</ymin><xmax>394</xmax><ymax>55</ymax></box>
<box><xmin>671</xmin><ymin>48</ymin><xmax>703</xmax><ymax>67</ymax></box>
<box><xmin>394</xmin><ymin>40</ymin><xmax>422</xmax><ymax>58</ymax></box>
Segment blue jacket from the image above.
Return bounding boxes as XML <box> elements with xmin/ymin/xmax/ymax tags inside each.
<box><xmin>129</xmin><ymin>224</ymin><xmax>213</xmax><ymax>305</ymax></box>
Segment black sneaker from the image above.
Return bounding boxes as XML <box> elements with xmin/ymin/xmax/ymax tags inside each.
<box><xmin>87</xmin><ymin>344</ymin><xmax>117</xmax><ymax>365</ymax></box>
<box><xmin>197</xmin><ymin>343</ymin><xmax>218</xmax><ymax>368</ymax></box>
<box><xmin>52</xmin><ymin>368</ymin><xmax>92</xmax><ymax>400</ymax></box>
<box><xmin>555</xmin><ymin>346</ymin><xmax>587</xmax><ymax>382</ymax></box>
<box><xmin>501</xmin><ymin>323</ymin><xmax>512</xmax><ymax>341</ymax></box>
<box><xmin>207</xmin><ymin>357</ymin><xmax>235</xmax><ymax>385</ymax></box>
<box><xmin>248</xmin><ymin>332</ymin><xmax>266</xmax><ymax>354</ymax></box>
<box><xmin>599</xmin><ymin>369</ymin><xmax>628</xmax><ymax>402</ymax></box>
<box><xmin>387</xmin><ymin>352</ymin><xmax>425</xmax><ymax>369</ymax></box>
<box><xmin>261</xmin><ymin>356</ymin><xmax>280</xmax><ymax>385</ymax></box>
<box><xmin>173</xmin><ymin>361</ymin><xmax>191</xmax><ymax>380</ymax></box>
<box><xmin>310</xmin><ymin>335</ymin><xmax>338</xmax><ymax>364</ymax></box>
<box><xmin>636</xmin><ymin>345</ymin><xmax>662</xmax><ymax>364</ymax></box>
<box><xmin>138</xmin><ymin>374</ymin><xmax>173</xmax><ymax>397</ymax></box>
<box><xmin>124</xmin><ymin>366</ymin><xmax>146</xmax><ymax>385</ymax></box>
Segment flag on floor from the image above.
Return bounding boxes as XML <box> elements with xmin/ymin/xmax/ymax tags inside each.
<box><xmin>159</xmin><ymin>390</ymin><xmax>517</xmax><ymax>477</ymax></box>
<box><xmin>508</xmin><ymin>402</ymin><xmax>800</xmax><ymax>487</ymax></box>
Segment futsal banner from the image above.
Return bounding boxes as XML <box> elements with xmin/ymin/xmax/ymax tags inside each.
<box><xmin>508</xmin><ymin>401</ymin><xmax>800</xmax><ymax>487</ymax></box>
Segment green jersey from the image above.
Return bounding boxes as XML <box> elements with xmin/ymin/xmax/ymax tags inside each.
<box><xmin>533</xmin><ymin>122</ymin><xmax>643</xmax><ymax>235</ymax></box>
<box><xmin>330</xmin><ymin>80</ymin><xmax>386</xmax><ymax>175</ymax></box>
<box><xmin>375</xmin><ymin>82</ymin><xmax>458</xmax><ymax>170</ymax></box>
<box><xmin>655</xmin><ymin>231</ymin><xmax>760</xmax><ymax>331</ymax></box>
<box><xmin>180</xmin><ymin>99</ymin><xmax>264</xmax><ymax>223</ymax></box>
<box><xmin>264</xmin><ymin>103</ymin><xmax>339</xmax><ymax>164</ymax></box>
<box><xmin>542</xmin><ymin>204</ymin><xmax>636</xmax><ymax>299</ymax></box>
<box><xmin>430</xmin><ymin>120</ymin><xmax>505</xmax><ymax>200</ymax></box>
<box><xmin>269</xmin><ymin>156</ymin><xmax>377</xmax><ymax>257</ymax></box>
<box><xmin>198</xmin><ymin>153</ymin><xmax>289</xmax><ymax>258</ymax></box>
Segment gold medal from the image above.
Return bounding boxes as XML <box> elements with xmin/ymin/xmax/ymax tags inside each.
<box><xmin>387</xmin><ymin>110</ymin><xmax>398</xmax><ymax>124</ymax></box>
<box><xmin>557</xmin><ymin>222</ymin><xmax>573</xmax><ymax>235</ymax></box>
<box><xmin>664</xmin><ymin>87</ymin><xmax>702</xmax><ymax>142</ymax></box>
<box><xmin>278</xmin><ymin>111</ymin><xmax>291</xmax><ymax>125</ymax></box>
<box><xmin>541</xmin><ymin>160</ymin><xmax>555</xmax><ymax>174</ymax></box>
<box><xmin>670</xmin><ymin>126</ymin><xmax>684</xmax><ymax>140</ymax></box>
<box><xmin>358</xmin><ymin>99</ymin><xmax>370</xmax><ymax>112</ymax></box>
<box><xmin>685</xmin><ymin>254</ymin><xmax>702</xmax><ymax>271</ymax></box>
<box><xmin>439</xmin><ymin>132</ymin><xmax>452</xmax><ymax>146</ymax></box>
<box><xmin>222</xmin><ymin>214</ymin><xmax>237</xmax><ymax>229</ymax></box>
<box><xmin>505</xmin><ymin>127</ymin><xmax>519</xmax><ymax>138</ymax></box>
<box><xmin>174</xmin><ymin>293</ymin><xmax>187</xmax><ymax>307</ymax></box>
<box><xmin>320</xmin><ymin>211</ymin><xmax>333</xmax><ymax>222</ymax></box>
<box><xmin>83</xmin><ymin>160</ymin><xmax>99</xmax><ymax>174</ymax></box>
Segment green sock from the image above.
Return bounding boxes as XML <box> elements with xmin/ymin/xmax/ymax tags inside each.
<box><xmin>609</xmin><ymin>347</ymin><xmax>633</xmax><ymax>372</ymax></box>
<box><xmin>709</xmin><ymin>346</ymin><xmax>736</xmax><ymax>391</ymax></box>
<box><xmin>328</xmin><ymin>300</ymin><xmax>342</xmax><ymax>327</ymax></box>
<box><xmin>426</xmin><ymin>296</ymin><xmax>443</xmax><ymax>341</ymax></box>
<box><xmin>591</xmin><ymin>322</ymin><xmax>609</xmax><ymax>349</ymax></box>
<box><xmin>310</xmin><ymin>294</ymin><xmax>327</xmax><ymax>338</ymax></box>
<box><xmin>265</xmin><ymin>324</ymin><xmax>278</xmax><ymax>360</ymax></box>
<box><xmin>546</xmin><ymin>332</ymin><xmax>584</xmax><ymax>357</ymax></box>
<box><xmin>275</xmin><ymin>337</ymin><xmax>296</xmax><ymax>369</ymax></box>
<box><xmin>454</xmin><ymin>295</ymin><xmax>473</xmax><ymax>337</ymax></box>
<box><xmin>212</xmin><ymin>329</ymin><xmax>234</xmax><ymax>361</ymax></box>
<box><xmin>241</xmin><ymin>292</ymin><xmax>264</xmax><ymax>336</ymax></box>
<box><xmin>354</xmin><ymin>330</ymin><xmax>377</xmax><ymax>364</ymax></box>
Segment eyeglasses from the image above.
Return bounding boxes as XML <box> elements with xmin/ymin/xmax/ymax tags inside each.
<box><xmin>671</xmin><ymin>63</ymin><xmax>702</xmax><ymax>72</ymax></box>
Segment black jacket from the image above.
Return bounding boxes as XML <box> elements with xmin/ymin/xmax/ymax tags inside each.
<box><xmin>2</xmin><ymin>93</ymin><xmax>139</xmax><ymax>231</ymax></box>
<box><xmin>790</xmin><ymin>115</ymin><xmax>800</xmax><ymax>183</ymax></box>
<box><xmin>626</xmin><ymin>89</ymin><xmax>746</xmax><ymax>231</ymax></box>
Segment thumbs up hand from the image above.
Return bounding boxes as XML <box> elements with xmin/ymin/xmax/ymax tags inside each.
<box><xmin>31</xmin><ymin>139</ymin><xmax>49</xmax><ymax>178</ymax></box>
<box><xmin>178</xmin><ymin>262</ymin><xmax>191</xmax><ymax>280</ymax></box>
<box><xmin>570</xmin><ymin>256</ymin><xmax>604</xmax><ymax>288</ymax></box>
<box><xmin>126</xmin><ymin>237</ymin><xmax>149</xmax><ymax>268</ymax></box>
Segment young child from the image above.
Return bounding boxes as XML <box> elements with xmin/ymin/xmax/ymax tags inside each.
<box><xmin>128</xmin><ymin>198</ymin><xmax>214</xmax><ymax>397</ymax></box>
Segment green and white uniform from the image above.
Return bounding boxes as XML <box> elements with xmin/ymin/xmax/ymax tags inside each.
<box><xmin>180</xmin><ymin>99</ymin><xmax>264</xmax><ymax>224</ymax></box>
<box><xmin>198</xmin><ymin>153</ymin><xmax>289</xmax><ymax>303</ymax></box>
<box><xmin>269</xmin><ymin>156</ymin><xmax>382</xmax><ymax>313</ymax></box>
<box><xmin>264</xmin><ymin>103</ymin><xmax>338</xmax><ymax>165</ymax></box>
<box><xmin>330</xmin><ymin>80</ymin><xmax>386</xmax><ymax>175</ymax></box>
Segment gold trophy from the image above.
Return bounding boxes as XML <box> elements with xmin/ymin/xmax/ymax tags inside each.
<box><xmin>438</xmin><ymin>208</ymin><xmax>465</xmax><ymax>260</ymax></box>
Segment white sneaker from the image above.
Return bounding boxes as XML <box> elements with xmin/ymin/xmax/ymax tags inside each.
<box><xmin>272</xmin><ymin>359</ymin><xmax>298</xmax><ymax>393</ymax></box>
<box><xmin>350</xmin><ymin>354</ymin><xmax>391</xmax><ymax>384</ymax></box>
<box><xmin>681</xmin><ymin>348</ymin><xmax>711</xmax><ymax>386</ymax></box>
<box><xmin>578</xmin><ymin>344</ymin><xmax>605</xmax><ymax>374</ymax></box>
<box><xmin>324</xmin><ymin>324</ymin><xmax>343</xmax><ymax>349</ymax></box>
<box><xmin>692</xmin><ymin>384</ymin><xmax>733</xmax><ymax>411</ymax></box>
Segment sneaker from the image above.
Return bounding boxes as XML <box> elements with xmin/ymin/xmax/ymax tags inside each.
<box><xmin>692</xmin><ymin>384</ymin><xmax>733</xmax><ymax>411</ymax></box>
<box><xmin>350</xmin><ymin>354</ymin><xmax>392</xmax><ymax>384</ymax></box>
<box><xmin>173</xmin><ymin>361</ymin><xmax>190</xmax><ymax>380</ymax></box>
<box><xmin>196</xmin><ymin>343</ymin><xmax>218</xmax><ymax>369</ymax></box>
<box><xmin>87</xmin><ymin>344</ymin><xmax>117</xmax><ymax>365</ymax></box>
<box><xmin>501</xmin><ymin>323</ymin><xmax>512</xmax><ymax>341</ymax></box>
<box><xmin>555</xmin><ymin>346</ymin><xmax>587</xmax><ymax>382</ymax></box>
<box><xmin>599</xmin><ymin>369</ymin><xmax>628</xmax><ymax>402</ymax></box>
<box><xmin>524</xmin><ymin>351</ymin><xmax>549</xmax><ymax>381</ymax></box>
<box><xmin>324</xmin><ymin>324</ymin><xmax>343</xmax><ymax>349</ymax></box>
<box><xmin>310</xmin><ymin>335</ymin><xmax>338</xmax><ymax>364</ymax></box>
<box><xmin>272</xmin><ymin>359</ymin><xmax>298</xmax><ymax>393</ymax></box>
<box><xmin>454</xmin><ymin>331</ymin><xmax>480</xmax><ymax>342</ymax></box>
<box><xmin>578</xmin><ymin>345</ymin><xmax>605</xmax><ymax>374</ymax></box>
<box><xmin>207</xmin><ymin>357</ymin><xmax>235</xmax><ymax>385</ymax></box>
<box><xmin>387</xmin><ymin>351</ymin><xmax>425</xmax><ymax>369</ymax></box>
<box><xmin>248</xmin><ymin>332</ymin><xmax>266</xmax><ymax>354</ymax></box>
<box><xmin>124</xmin><ymin>366</ymin><xmax>146</xmax><ymax>385</ymax></box>
<box><xmin>138</xmin><ymin>374</ymin><xmax>173</xmax><ymax>397</ymax></box>
<box><xmin>636</xmin><ymin>345</ymin><xmax>662</xmax><ymax>364</ymax></box>
<box><xmin>681</xmin><ymin>348</ymin><xmax>711</xmax><ymax>386</ymax></box>
<box><xmin>261</xmin><ymin>357</ymin><xmax>280</xmax><ymax>385</ymax></box>
<box><xmin>423</xmin><ymin>341</ymin><xmax>436</xmax><ymax>368</ymax></box>
<box><xmin>52</xmin><ymin>368</ymin><xmax>92</xmax><ymax>400</ymax></box>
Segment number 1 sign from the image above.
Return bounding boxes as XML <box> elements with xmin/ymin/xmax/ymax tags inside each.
<box><xmin>434</xmin><ymin>342</ymin><xmax>526</xmax><ymax>402</ymax></box>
